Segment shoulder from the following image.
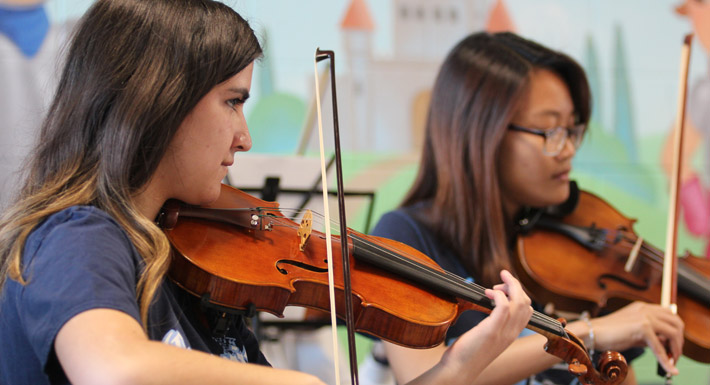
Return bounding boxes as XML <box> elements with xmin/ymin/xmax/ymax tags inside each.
<box><xmin>1</xmin><ymin>207</ymin><xmax>144</xmax><ymax>375</ymax></box>
<box><xmin>23</xmin><ymin>206</ymin><xmax>139</xmax><ymax>280</ymax></box>
<box><xmin>371</xmin><ymin>206</ymin><xmax>433</xmax><ymax>250</ymax></box>
<box><xmin>373</xmin><ymin>206</ymin><xmax>470</xmax><ymax>279</ymax></box>
<box><xmin>28</xmin><ymin>206</ymin><xmax>130</xmax><ymax>251</ymax></box>
<box><xmin>37</xmin><ymin>205</ymin><xmax>121</xmax><ymax>229</ymax></box>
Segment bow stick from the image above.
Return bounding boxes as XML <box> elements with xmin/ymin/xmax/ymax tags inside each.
<box><xmin>661</xmin><ymin>32</ymin><xmax>693</xmax><ymax>383</ymax></box>
<box><xmin>314</xmin><ymin>48</ymin><xmax>360</xmax><ymax>385</ymax></box>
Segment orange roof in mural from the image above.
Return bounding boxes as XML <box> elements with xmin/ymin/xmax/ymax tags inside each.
<box><xmin>486</xmin><ymin>0</ymin><xmax>516</xmax><ymax>33</ymax></box>
<box><xmin>341</xmin><ymin>0</ymin><xmax>375</xmax><ymax>31</ymax></box>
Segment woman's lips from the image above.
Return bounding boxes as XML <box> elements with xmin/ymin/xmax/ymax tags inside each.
<box><xmin>553</xmin><ymin>169</ymin><xmax>571</xmax><ymax>181</ymax></box>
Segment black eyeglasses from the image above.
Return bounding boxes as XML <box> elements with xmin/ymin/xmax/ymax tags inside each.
<box><xmin>508</xmin><ymin>123</ymin><xmax>585</xmax><ymax>156</ymax></box>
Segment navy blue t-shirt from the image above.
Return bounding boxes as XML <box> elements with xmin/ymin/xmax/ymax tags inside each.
<box><xmin>0</xmin><ymin>206</ymin><xmax>268</xmax><ymax>385</ymax></box>
<box><xmin>371</xmin><ymin>205</ymin><xmax>642</xmax><ymax>385</ymax></box>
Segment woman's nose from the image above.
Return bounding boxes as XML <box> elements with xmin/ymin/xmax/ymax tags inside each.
<box><xmin>556</xmin><ymin>136</ymin><xmax>577</xmax><ymax>160</ymax></box>
<box><xmin>234</xmin><ymin>126</ymin><xmax>252</xmax><ymax>152</ymax></box>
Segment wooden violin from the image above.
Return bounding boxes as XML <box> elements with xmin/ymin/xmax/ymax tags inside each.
<box><xmin>514</xmin><ymin>184</ymin><xmax>710</xmax><ymax>363</ymax></box>
<box><xmin>159</xmin><ymin>183</ymin><xmax>628</xmax><ymax>385</ymax></box>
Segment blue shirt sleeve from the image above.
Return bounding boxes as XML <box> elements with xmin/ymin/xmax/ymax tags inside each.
<box><xmin>17</xmin><ymin>206</ymin><xmax>142</xmax><ymax>369</ymax></box>
<box><xmin>371</xmin><ymin>210</ymin><xmax>430</xmax><ymax>254</ymax></box>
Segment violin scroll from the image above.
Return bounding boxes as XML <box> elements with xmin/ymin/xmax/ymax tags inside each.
<box><xmin>597</xmin><ymin>351</ymin><xmax>628</xmax><ymax>384</ymax></box>
<box><xmin>534</xmin><ymin>322</ymin><xmax>627</xmax><ymax>385</ymax></box>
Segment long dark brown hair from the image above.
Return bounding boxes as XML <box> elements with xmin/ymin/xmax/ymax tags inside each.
<box><xmin>403</xmin><ymin>32</ymin><xmax>590</xmax><ymax>287</ymax></box>
<box><xmin>0</xmin><ymin>0</ymin><xmax>262</xmax><ymax>327</ymax></box>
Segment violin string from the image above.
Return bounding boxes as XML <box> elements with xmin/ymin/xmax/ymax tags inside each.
<box><xmin>358</xmin><ymin>235</ymin><xmax>564</xmax><ymax>333</ymax></box>
<box><xmin>619</xmin><ymin>232</ymin><xmax>666</xmax><ymax>260</ymax></box>
<box><xmin>270</xmin><ymin>213</ymin><xmax>562</xmax><ymax>329</ymax></box>
<box><xmin>263</xmin><ymin>211</ymin><xmax>669</xmax><ymax>273</ymax></box>
<box><xmin>617</xmin><ymin>236</ymin><xmax>710</xmax><ymax>291</ymax></box>
<box><xmin>530</xmin><ymin>228</ymin><xmax>710</xmax><ymax>305</ymax></box>
<box><xmin>565</xmin><ymin>232</ymin><xmax>710</xmax><ymax>292</ymax></box>
<box><xmin>259</xmin><ymin>213</ymin><xmax>706</xmax><ymax>321</ymax></box>
<box><xmin>263</xmin><ymin>214</ymin><xmax>564</xmax><ymax>332</ymax></box>
<box><xmin>254</xmin><ymin>209</ymin><xmax>348</xmax><ymax>234</ymax></box>
<box><xmin>608</xmin><ymin>229</ymin><xmax>666</xmax><ymax>260</ymax></box>
<box><xmin>607</xmin><ymin>238</ymin><xmax>665</xmax><ymax>270</ymax></box>
<box><xmin>580</xmin><ymin>228</ymin><xmax>666</xmax><ymax>270</ymax></box>
<box><xmin>263</xmin><ymin>211</ymin><xmax>562</xmax><ymax>331</ymax></box>
<box><xmin>264</xmin><ymin>214</ymin><xmax>348</xmax><ymax>239</ymax></box>
<box><xmin>621</xmin><ymin>240</ymin><xmax>710</xmax><ymax>292</ymax></box>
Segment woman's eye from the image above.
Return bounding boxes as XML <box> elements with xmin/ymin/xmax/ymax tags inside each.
<box><xmin>227</xmin><ymin>98</ymin><xmax>245</xmax><ymax>109</ymax></box>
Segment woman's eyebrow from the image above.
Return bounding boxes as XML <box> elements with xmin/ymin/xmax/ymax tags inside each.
<box><xmin>532</xmin><ymin>109</ymin><xmax>575</xmax><ymax>121</ymax></box>
<box><xmin>227</xmin><ymin>87</ymin><xmax>250</xmax><ymax>100</ymax></box>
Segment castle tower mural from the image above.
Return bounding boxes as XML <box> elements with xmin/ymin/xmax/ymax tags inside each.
<box><xmin>486</xmin><ymin>0</ymin><xmax>516</xmax><ymax>32</ymax></box>
<box><xmin>299</xmin><ymin>0</ymin><xmax>516</xmax><ymax>152</ymax></box>
<box><xmin>332</xmin><ymin>0</ymin><xmax>499</xmax><ymax>152</ymax></box>
<box><xmin>392</xmin><ymin>0</ymin><xmax>490</xmax><ymax>59</ymax></box>
<box><xmin>341</xmin><ymin>0</ymin><xmax>375</xmax><ymax>150</ymax></box>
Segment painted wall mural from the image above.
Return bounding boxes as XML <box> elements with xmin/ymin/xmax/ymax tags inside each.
<box><xmin>3</xmin><ymin>0</ymin><xmax>709</xmax><ymax>383</ymax></box>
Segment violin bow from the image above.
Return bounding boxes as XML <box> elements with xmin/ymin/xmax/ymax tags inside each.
<box><xmin>313</xmin><ymin>48</ymin><xmax>360</xmax><ymax>385</ymax></box>
<box><xmin>661</xmin><ymin>33</ymin><xmax>693</xmax><ymax>383</ymax></box>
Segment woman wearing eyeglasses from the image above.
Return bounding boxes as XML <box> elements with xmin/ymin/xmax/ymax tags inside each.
<box><xmin>370</xmin><ymin>32</ymin><xmax>685</xmax><ymax>385</ymax></box>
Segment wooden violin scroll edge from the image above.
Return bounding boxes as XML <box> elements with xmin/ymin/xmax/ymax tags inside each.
<box><xmin>533</xmin><ymin>326</ymin><xmax>627</xmax><ymax>385</ymax></box>
<box><xmin>596</xmin><ymin>351</ymin><xmax>628</xmax><ymax>385</ymax></box>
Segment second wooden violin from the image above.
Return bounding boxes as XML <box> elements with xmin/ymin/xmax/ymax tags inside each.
<box><xmin>514</xmin><ymin>182</ymin><xmax>710</xmax><ymax>363</ymax></box>
<box><xmin>160</xmin><ymin>183</ymin><xmax>628</xmax><ymax>385</ymax></box>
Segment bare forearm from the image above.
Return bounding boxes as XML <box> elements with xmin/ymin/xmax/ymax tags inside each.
<box><xmin>476</xmin><ymin>322</ymin><xmax>639</xmax><ymax>385</ymax></box>
<box><xmin>402</xmin><ymin>339</ymin><xmax>506</xmax><ymax>385</ymax></box>
<box><xmin>472</xmin><ymin>334</ymin><xmax>560</xmax><ymax>385</ymax></box>
<box><xmin>386</xmin><ymin>272</ymin><xmax>535</xmax><ymax>385</ymax></box>
<box><xmin>64</xmin><ymin>338</ymin><xmax>322</xmax><ymax>385</ymax></box>
<box><xmin>55</xmin><ymin>309</ymin><xmax>324</xmax><ymax>385</ymax></box>
<box><xmin>110</xmin><ymin>340</ymin><xmax>321</xmax><ymax>385</ymax></box>
<box><xmin>474</xmin><ymin>320</ymin><xmax>596</xmax><ymax>385</ymax></box>
<box><xmin>620</xmin><ymin>368</ymin><xmax>637</xmax><ymax>385</ymax></box>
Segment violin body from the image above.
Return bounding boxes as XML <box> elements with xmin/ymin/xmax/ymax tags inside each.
<box><xmin>162</xmin><ymin>183</ymin><xmax>462</xmax><ymax>349</ymax></box>
<box><xmin>160</xmin><ymin>184</ymin><xmax>628</xmax><ymax>385</ymax></box>
<box><xmin>515</xmin><ymin>188</ymin><xmax>710</xmax><ymax>363</ymax></box>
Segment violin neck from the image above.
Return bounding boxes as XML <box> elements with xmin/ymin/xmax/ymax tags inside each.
<box><xmin>350</xmin><ymin>234</ymin><xmax>567</xmax><ymax>338</ymax></box>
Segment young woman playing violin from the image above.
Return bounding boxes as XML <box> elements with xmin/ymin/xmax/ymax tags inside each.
<box><xmin>371</xmin><ymin>32</ymin><xmax>686</xmax><ymax>385</ymax></box>
<box><xmin>0</xmin><ymin>1</ymin><xmax>534</xmax><ymax>384</ymax></box>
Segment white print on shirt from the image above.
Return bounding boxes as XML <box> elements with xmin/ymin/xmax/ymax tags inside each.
<box><xmin>215</xmin><ymin>336</ymin><xmax>248</xmax><ymax>363</ymax></box>
<box><xmin>162</xmin><ymin>329</ymin><xmax>188</xmax><ymax>349</ymax></box>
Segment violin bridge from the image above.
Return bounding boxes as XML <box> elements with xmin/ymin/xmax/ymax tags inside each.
<box><xmin>297</xmin><ymin>210</ymin><xmax>313</xmax><ymax>251</ymax></box>
<box><xmin>624</xmin><ymin>236</ymin><xmax>643</xmax><ymax>272</ymax></box>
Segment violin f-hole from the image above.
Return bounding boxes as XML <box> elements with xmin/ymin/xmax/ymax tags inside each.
<box><xmin>276</xmin><ymin>259</ymin><xmax>329</xmax><ymax>275</ymax></box>
<box><xmin>597</xmin><ymin>274</ymin><xmax>650</xmax><ymax>291</ymax></box>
